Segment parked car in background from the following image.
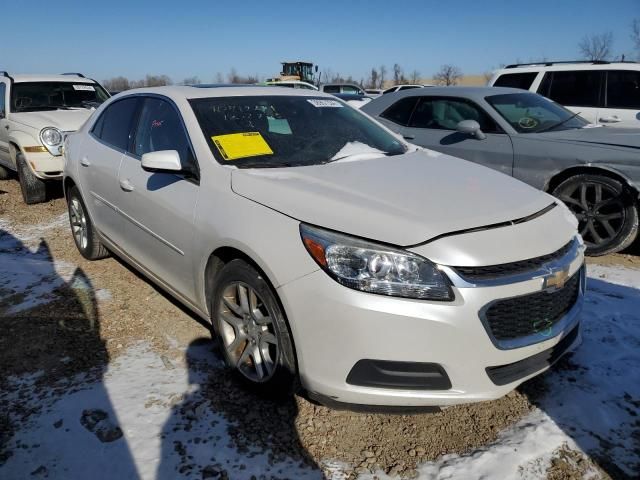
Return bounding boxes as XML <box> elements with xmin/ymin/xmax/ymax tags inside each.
<box><xmin>365</xmin><ymin>88</ymin><xmax>384</xmax><ymax>97</ymax></box>
<box><xmin>362</xmin><ymin>86</ymin><xmax>640</xmax><ymax>255</ymax></box>
<box><xmin>64</xmin><ymin>86</ymin><xmax>583</xmax><ymax>409</ymax></box>
<box><xmin>320</xmin><ymin>83</ymin><xmax>366</xmax><ymax>95</ymax></box>
<box><xmin>0</xmin><ymin>71</ymin><xmax>110</xmax><ymax>203</ymax></box>
<box><xmin>331</xmin><ymin>93</ymin><xmax>374</xmax><ymax>109</ymax></box>
<box><xmin>488</xmin><ymin>61</ymin><xmax>640</xmax><ymax>128</ymax></box>
<box><xmin>262</xmin><ymin>80</ymin><xmax>318</xmax><ymax>90</ymax></box>
<box><xmin>382</xmin><ymin>84</ymin><xmax>433</xmax><ymax>94</ymax></box>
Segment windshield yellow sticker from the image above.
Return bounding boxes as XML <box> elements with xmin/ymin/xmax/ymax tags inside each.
<box><xmin>211</xmin><ymin>132</ymin><xmax>273</xmax><ymax>161</ymax></box>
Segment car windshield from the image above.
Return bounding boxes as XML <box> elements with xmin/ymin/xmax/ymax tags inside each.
<box><xmin>11</xmin><ymin>82</ymin><xmax>110</xmax><ymax>112</ymax></box>
<box><xmin>189</xmin><ymin>95</ymin><xmax>407</xmax><ymax>168</ymax></box>
<box><xmin>486</xmin><ymin>93</ymin><xmax>588</xmax><ymax>133</ymax></box>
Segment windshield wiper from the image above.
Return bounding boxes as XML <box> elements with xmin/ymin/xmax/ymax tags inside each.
<box><xmin>537</xmin><ymin>111</ymin><xmax>581</xmax><ymax>133</ymax></box>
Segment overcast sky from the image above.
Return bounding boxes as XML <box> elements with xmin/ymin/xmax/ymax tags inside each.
<box><xmin>2</xmin><ymin>0</ymin><xmax>638</xmax><ymax>83</ymax></box>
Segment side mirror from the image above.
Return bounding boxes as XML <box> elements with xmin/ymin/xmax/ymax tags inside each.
<box><xmin>141</xmin><ymin>150</ymin><xmax>182</xmax><ymax>173</ymax></box>
<box><xmin>456</xmin><ymin>120</ymin><xmax>486</xmax><ymax>140</ymax></box>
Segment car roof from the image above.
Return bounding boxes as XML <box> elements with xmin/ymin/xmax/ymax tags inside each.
<box><xmin>112</xmin><ymin>85</ymin><xmax>331</xmax><ymax>102</ymax></box>
<box><xmin>494</xmin><ymin>61</ymin><xmax>640</xmax><ymax>74</ymax></box>
<box><xmin>11</xmin><ymin>74</ymin><xmax>96</xmax><ymax>83</ymax></box>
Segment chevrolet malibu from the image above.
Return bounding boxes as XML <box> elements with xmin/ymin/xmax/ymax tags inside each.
<box><xmin>63</xmin><ymin>86</ymin><xmax>585</xmax><ymax>409</ymax></box>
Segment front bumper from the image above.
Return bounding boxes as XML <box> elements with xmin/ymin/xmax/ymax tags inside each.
<box><xmin>23</xmin><ymin>151</ymin><xmax>64</xmax><ymax>179</ymax></box>
<box><xmin>278</xmin><ymin>240</ymin><xmax>584</xmax><ymax>408</ymax></box>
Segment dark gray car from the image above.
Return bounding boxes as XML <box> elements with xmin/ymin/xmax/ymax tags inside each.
<box><xmin>362</xmin><ymin>87</ymin><xmax>640</xmax><ymax>255</ymax></box>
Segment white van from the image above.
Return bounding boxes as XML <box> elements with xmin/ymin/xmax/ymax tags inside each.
<box><xmin>488</xmin><ymin>61</ymin><xmax>640</xmax><ymax>128</ymax></box>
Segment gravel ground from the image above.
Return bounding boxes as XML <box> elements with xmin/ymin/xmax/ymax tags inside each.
<box><xmin>1</xmin><ymin>176</ymin><xmax>637</xmax><ymax>479</ymax></box>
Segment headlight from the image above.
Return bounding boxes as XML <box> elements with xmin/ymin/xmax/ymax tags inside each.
<box><xmin>300</xmin><ymin>224</ymin><xmax>453</xmax><ymax>301</ymax></box>
<box><xmin>39</xmin><ymin>127</ymin><xmax>64</xmax><ymax>155</ymax></box>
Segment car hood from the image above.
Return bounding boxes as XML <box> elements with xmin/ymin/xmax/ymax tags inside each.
<box><xmin>9</xmin><ymin>109</ymin><xmax>95</xmax><ymax>132</ymax></box>
<box><xmin>539</xmin><ymin>126</ymin><xmax>640</xmax><ymax>150</ymax></box>
<box><xmin>231</xmin><ymin>150</ymin><xmax>555</xmax><ymax>246</ymax></box>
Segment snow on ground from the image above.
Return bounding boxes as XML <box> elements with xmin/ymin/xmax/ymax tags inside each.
<box><xmin>1</xmin><ymin>214</ymin><xmax>639</xmax><ymax>479</ymax></box>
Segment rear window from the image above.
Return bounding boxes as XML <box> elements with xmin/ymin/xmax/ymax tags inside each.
<box><xmin>322</xmin><ymin>85</ymin><xmax>340</xmax><ymax>93</ymax></box>
<box><xmin>538</xmin><ymin>71</ymin><xmax>602</xmax><ymax>108</ymax></box>
<box><xmin>606</xmin><ymin>70</ymin><xmax>640</xmax><ymax>109</ymax></box>
<box><xmin>493</xmin><ymin>72</ymin><xmax>538</xmax><ymax>90</ymax></box>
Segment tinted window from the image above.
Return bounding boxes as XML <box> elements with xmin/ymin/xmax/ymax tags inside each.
<box><xmin>93</xmin><ymin>98</ymin><xmax>139</xmax><ymax>150</ymax></box>
<box><xmin>0</xmin><ymin>83</ymin><xmax>5</xmax><ymax>115</ymax></box>
<box><xmin>493</xmin><ymin>72</ymin><xmax>538</xmax><ymax>90</ymax></box>
<box><xmin>606</xmin><ymin>70</ymin><xmax>640</xmax><ymax>109</ymax></box>
<box><xmin>10</xmin><ymin>82</ymin><xmax>109</xmax><ymax>112</ymax></box>
<box><xmin>134</xmin><ymin>97</ymin><xmax>194</xmax><ymax>169</ymax></box>
<box><xmin>322</xmin><ymin>85</ymin><xmax>340</xmax><ymax>93</ymax></box>
<box><xmin>409</xmin><ymin>97</ymin><xmax>500</xmax><ymax>133</ymax></box>
<box><xmin>544</xmin><ymin>71</ymin><xmax>602</xmax><ymax>107</ymax></box>
<box><xmin>380</xmin><ymin>97</ymin><xmax>419</xmax><ymax>126</ymax></box>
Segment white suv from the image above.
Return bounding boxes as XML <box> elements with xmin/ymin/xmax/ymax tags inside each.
<box><xmin>488</xmin><ymin>61</ymin><xmax>640</xmax><ymax>128</ymax></box>
<box><xmin>0</xmin><ymin>72</ymin><xmax>110</xmax><ymax>203</ymax></box>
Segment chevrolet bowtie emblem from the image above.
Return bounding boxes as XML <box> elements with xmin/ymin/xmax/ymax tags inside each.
<box><xmin>543</xmin><ymin>268</ymin><xmax>570</xmax><ymax>290</ymax></box>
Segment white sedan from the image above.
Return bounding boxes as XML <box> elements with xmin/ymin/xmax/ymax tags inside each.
<box><xmin>63</xmin><ymin>86</ymin><xmax>584</xmax><ymax>410</ymax></box>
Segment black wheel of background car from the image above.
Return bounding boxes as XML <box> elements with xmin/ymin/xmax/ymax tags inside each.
<box><xmin>0</xmin><ymin>164</ymin><xmax>10</xmax><ymax>180</ymax></box>
<box><xmin>16</xmin><ymin>153</ymin><xmax>46</xmax><ymax>204</ymax></box>
<box><xmin>211</xmin><ymin>259</ymin><xmax>297</xmax><ymax>395</ymax></box>
<box><xmin>553</xmin><ymin>174</ymin><xmax>639</xmax><ymax>256</ymax></box>
<box><xmin>66</xmin><ymin>186</ymin><xmax>109</xmax><ymax>260</ymax></box>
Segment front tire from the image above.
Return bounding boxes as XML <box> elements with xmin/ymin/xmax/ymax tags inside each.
<box><xmin>553</xmin><ymin>174</ymin><xmax>639</xmax><ymax>256</ymax></box>
<box><xmin>211</xmin><ymin>259</ymin><xmax>297</xmax><ymax>395</ymax></box>
<box><xmin>67</xmin><ymin>186</ymin><xmax>109</xmax><ymax>260</ymax></box>
<box><xmin>17</xmin><ymin>153</ymin><xmax>46</xmax><ymax>204</ymax></box>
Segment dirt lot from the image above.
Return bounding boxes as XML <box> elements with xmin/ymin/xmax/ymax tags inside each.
<box><xmin>1</xmin><ymin>177</ymin><xmax>638</xmax><ymax>479</ymax></box>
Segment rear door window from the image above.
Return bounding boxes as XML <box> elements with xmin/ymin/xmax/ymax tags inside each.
<box><xmin>606</xmin><ymin>70</ymin><xmax>640</xmax><ymax>109</ymax></box>
<box><xmin>92</xmin><ymin>98</ymin><xmax>139</xmax><ymax>151</ymax></box>
<box><xmin>493</xmin><ymin>72</ymin><xmax>538</xmax><ymax>90</ymax></box>
<box><xmin>322</xmin><ymin>85</ymin><xmax>340</xmax><ymax>93</ymax></box>
<box><xmin>540</xmin><ymin>70</ymin><xmax>602</xmax><ymax>107</ymax></box>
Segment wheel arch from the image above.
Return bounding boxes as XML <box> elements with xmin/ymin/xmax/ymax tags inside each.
<box><xmin>545</xmin><ymin>165</ymin><xmax>640</xmax><ymax>199</ymax></box>
<box><xmin>203</xmin><ymin>245</ymin><xmax>301</xmax><ymax>375</ymax></box>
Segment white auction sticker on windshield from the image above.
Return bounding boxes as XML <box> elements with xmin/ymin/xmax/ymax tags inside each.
<box><xmin>73</xmin><ymin>84</ymin><xmax>95</xmax><ymax>91</ymax></box>
<box><xmin>307</xmin><ymin>99</ymin><xmax>342</xmax><ymax>108</ymax></box>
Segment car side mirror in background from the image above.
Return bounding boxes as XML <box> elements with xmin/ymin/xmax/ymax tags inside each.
<box><xmin>141</xmin><ymin>150</ymin><xmax>182</xmax><ymax>173</ymax></box>
<box><xmin>456</xmin><ymin>120</ymin><xmax>486</xmax><ymax>140</ymax></box>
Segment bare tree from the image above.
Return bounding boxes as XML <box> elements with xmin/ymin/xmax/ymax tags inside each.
<box><xmin>409</xmin><ymin>70</ymin><xmax>421</xmax><ymax>84</ymax></box>
<box><xmin>102</xmin><ymin>76</ymin><xmax>130</xmax><ymax>92</ymax></box>
<box><xmin>378</xmin><ymin>65</ymin><xmax>387</xmax><ymax>89</ymax></box>
<box><xmin>393</xmin><ymin>64</ymin><xmax>403</xmax><ymax>85</ymax></box>
<box><xmin>632</xmin><ymin>19</ymin><xmax>640</xmax><ymax>59</ymax></box>
<box><xmin>182</xmin><ymin>76</ymin><xmax>201</xmax><ymax>85</ymax></box>
<box><xmin>144</xmin><ymin>75</ymin><xmax>172</xmax><ymax>87</ymax></box>
<box><xmin>214</xmin><ymin>72</ymin><xmax>224</xmax><ymax>83</ymax></box>
<box><xmin>368</xmin><ymin>67</ymin><xmax>379</xmax><ymax>89</ymax></box>
<box><xmin>434</xmin><ymin>64</ymin><xmax>463</xmax><ymax>86</ymax></box>
<box><xmin>578</xmin><ymin>32</ymin><xmax>613</xmax><ymax>61</ymax></box>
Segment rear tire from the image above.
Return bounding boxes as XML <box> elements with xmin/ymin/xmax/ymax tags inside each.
<box><xmin>552</xmin><ymin>174</ymin><xmax>639</xmax><ymax>256</ymax></box>
<box><xmin>211</xmin><ymin>259</ymin><xmax>298</xmax><ymax>396</ymax></box>
<box><xmin>16</xmin><ymin>153</ymin><xmax>46</xmax><ymax>204</ymax></box>
<box><xmin>67</xmin><ymin>185</ymin><xmax>109</xmax><ymax>260</ymax></box>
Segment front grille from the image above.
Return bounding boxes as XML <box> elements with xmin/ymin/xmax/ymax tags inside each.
<box><xmin>484</xmin><ymin>272</ymin><xmax>580</xmax><ymax>342</ymax></box>
<box><xmin>455</xmin><ymin>240</ymin><xmax>574</xmax><ymax>281</ymax></box>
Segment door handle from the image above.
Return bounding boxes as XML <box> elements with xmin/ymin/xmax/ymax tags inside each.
<box><xmin>80</xmin><ymin>157</ymin><xmax>91</xmax><ymax>167</ymax></box>
<box><xmin>599</xmin><ymin>116</ymin><xmax>621</xmax><ymax>123</ymax></box>
<box><xmin>119</xmin><ymin>179</ymin><xmax>134</xmax><ymax>192</ymax></box>
<box><xmin>403</xmin><ymin>135</ymin><xmax>415</xmax><ymax>140</ymax></box>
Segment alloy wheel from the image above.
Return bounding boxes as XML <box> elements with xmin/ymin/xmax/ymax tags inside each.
<box><xmin>557</xmin><ymin>181</ymin><xmax>626</xmax><ymax>248</ymax></box>
<box><xmin>69</xmin><ymin>197</ymin><xmax>89</xmax><ymax>250</ymax></box>
<box><xmin>217</xmin><ymin>282</ymin><xmax>279</xmax><ymax>382</ymax></box>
